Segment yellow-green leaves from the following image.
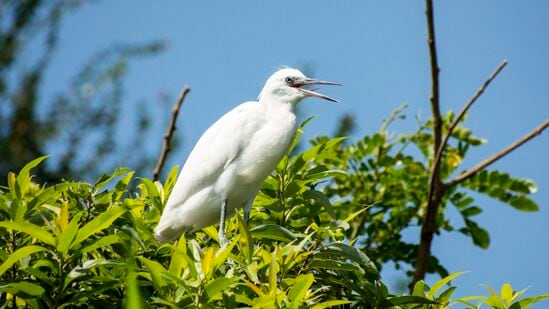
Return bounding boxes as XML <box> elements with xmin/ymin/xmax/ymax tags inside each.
<box><xmin>73</xmin><ymin>205</ymin><xmax>126</xmax><ymax>246</ymax></box>
<box><xmin>287</xmin><ymin>274</ymin><xmax>314</xmax><ymax>307</ymax></box>
<box><xmin>237</xmin><ymin>212</ymin><xmax>254</xmax><ymax>264</ymax></box>
<box><xmin>15</xmin><ymin>156</ymin><xmax>47</xmax><ymax>198</ymax></box>
<box><xmin>0</xmin><ymin>245</ymin><xmax>48</xmax><ymax>277</ymax></box>
<box><xmin>455</xmin><ymin>282</ymin><xmax>549</xmax><ymax>309</ymax></box>
<box><xmin>249</xmin><ymin>224</ymin><xmax>296</xmax><ymax>242</ymax></box>
<box><xmin>0</xmin><ymin>221</ymin><xmax>55</xmax><ymax>246</ymax></box>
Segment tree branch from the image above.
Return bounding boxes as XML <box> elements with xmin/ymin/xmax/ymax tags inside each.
<box><xmin>434</xmin><ymin>60</ymin><xmax>508</xmax><ymax>170</ymax></box>
<box><xmin>152</xmin><ymin>86</ymin><xmax>190</xmax><ymax>181</ymax></box>
<box><xmin>426</xmin><ymin>0</ymin><xmax>442</xmax><ymax>152</ymax></box>
<box><xmin>411</xmin><ymin>0</ymin><xmax>443</xmax><ymax>288</ymax></box>
<box><xmin>412</xmin><ymin>60</ymin><xmax>508</xmax><ymax>288</ymax></box>
<box><xmin>448</xmin><ymin>120</ymin><xmax>548</xmax><ymax>187</ymax></box>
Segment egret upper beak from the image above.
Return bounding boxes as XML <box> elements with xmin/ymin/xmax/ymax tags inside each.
<box><xmin>294</xmin><ymin>78</ymin><xmax>341</xmax><ymax>103</ymax></box>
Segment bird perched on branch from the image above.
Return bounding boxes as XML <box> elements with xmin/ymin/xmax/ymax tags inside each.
<box><xmin>154</xmin><ymin>68</ymin><xmax>340</xmax><ymax>244</ymax></box>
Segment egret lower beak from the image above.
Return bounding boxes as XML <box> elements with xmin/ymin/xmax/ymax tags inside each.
<box><xmin>299</xmin><ymin>88</ymin><xmax>339</xmax><ymax>102</ymax></box>
<box><xmin>296</xmin><ymin>78</ymin><xmax>341</xmax><ymax>102</ymax></box>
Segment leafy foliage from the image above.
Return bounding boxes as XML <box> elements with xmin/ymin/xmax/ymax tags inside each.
<box><xmin>319</xmin><ymin>106</ymin><xmax>539</xmax><ymax>278</ymax></box>
<box><xmin>0</xmin><ymin>118</ymin><xmax>545</xmax><ymax>307</ymax></box>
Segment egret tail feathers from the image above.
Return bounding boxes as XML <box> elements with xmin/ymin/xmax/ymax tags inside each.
<box><xmin>154</xmin><ymin>222</ymin><xmax>191</xmax><ymax>243</ymax></box>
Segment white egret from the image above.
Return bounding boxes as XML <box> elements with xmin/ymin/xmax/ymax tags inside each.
<box><xmin>154</xmin><ymin>68</ymin><xmax>340</xmax><ymax>244</ymax></box>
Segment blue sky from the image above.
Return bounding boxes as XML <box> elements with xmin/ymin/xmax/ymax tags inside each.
<box><xmin>37</xmin><ymin>1</ymin><xmax>548</xmax><ymax>300</ymax></box>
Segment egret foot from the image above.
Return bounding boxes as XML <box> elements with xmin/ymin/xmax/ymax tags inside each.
<box><xmin>218</xmin><ymin>199</ymin><xmax>229</xmax><ymax>246</ymax></box>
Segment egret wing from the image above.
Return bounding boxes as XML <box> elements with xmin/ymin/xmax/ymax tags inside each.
<box><xmin>163</xmin><ymin>101</ymin><xmax>264</xmax><ymax>212</ymax></box>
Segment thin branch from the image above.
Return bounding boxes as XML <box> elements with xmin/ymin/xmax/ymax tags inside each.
<box><xmin>425</xmin><ymin>60</ymin><xmax>508</xmax><ymax>224</ymax></box>
<box><xmin>448</xmin><ymin>120</ymin><xmax>549</xmax><ymax>187</ymax></box>
<box><xmin>152</xmin><ymin>86</ymin><xmax>191</xmax><ymax>181</ymax></box>
<box><xmin>433</xmin><ymin>60</ymin><xmax>508</xmax><ymax>171</ymax></box>
<box><xmin>426</xmin><ymin>0</ymin><xmax>442</xmax><ymax>152</ymax></box>
<box><xmin>411</xmin><ymin>0</ymin><xmax>443</xmax><ymax>288</ymax></box>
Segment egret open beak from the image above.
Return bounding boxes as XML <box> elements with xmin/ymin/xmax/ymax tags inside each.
<box><xmin>295</xmin><ymin>78</ymin><xmax>341</xmax><ymax>103</ymax></box>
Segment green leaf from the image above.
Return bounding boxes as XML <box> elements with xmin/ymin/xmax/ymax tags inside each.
<box><xmin>94</xmin><ymin>167</ymin><xmax>130</xmax><ymax>191</ymax></box>
<box><xmin>237</xmin><ymin>213</ymin><xmax>253</xmax><ymax>264</ymax></box>
<box><xmin>57</xmin><ymin>212</ymin><xmax>83</xmax><ymax>257</ymax></box>
<box><xmin>73</xmin><ymin>205</ymin><xmax>126</xmax><ymax>246</ymax></box>
<box><xmin>0</xmin><ymin>221</ymin><xmax>55</xmax><ymax>246</ymax></box>
<box><xmin>168</xmin><ymin>235</ymin><xmax>188</xmax><ymax>278</ymax></box>
<box><xmin>288</xmin><ymin>273</ymin><xmax>314</xmax><ymax>306</ymax></box>
<box><xmin>510</xmin><ymin>294</ymin><xmax>549</xmax><ymax>309</ymax></box>
<box><xmin>7</xmin><ymin>172</ymin><xmax>16</xmax><ymax>196</ymax></box>
<box><xmin>344</xmin><ymin>206</ymin><xmax>371</xmax><ymax>223</ymax></box>
<box><xmin>455</xmin><ymin>295</ymin><xmax>487</xmax><ymax>308</ymax></box>
<box><xmin>303</xmin><ymin>190</ymin><xmax>336</xmax><ymax>219</ymax></box>
<box><xmin>315</xmin><ymin>243</ymin><xmax>377</xmax><ymax>276</ymax></box>
<box><xmin>311</xmin><ymin>300</ymin><xmax>353</xmax><ymax>309</ymax></box>
<box><xmin>509</xmin><ymin>178</ymin><xmax>537</xmax><ymax>194</ymax></box>
<box><xmin>77</xmin><ymin>234</ymin><xmax>122</xmax><ymax>257</ymax></box>
<box><xmin>385</xmin><ymin>295</ymin><xmax>439</xmax><ymax>306</ymax></box>
<box><xmin>0</xmin><ymin>245</ymin><xmax>48</xmax><ymax>277</ymax></box>
<box><xmin>268</xmin><ymin>246</ymin><xmax>278</xmax><ymax>295</ymax></box>
<box><xmin>249</xmin><ymin>224</ymin><xmax>296</xmax><ymax>242</ymax></box>
<box><xmin>205</xmin><ymin>277</ymin><xmax>238</xmax><ymax>299</ymax></box>
<box><xmin>486</xmin><ymin>294</ymin><xmax>504</xmax><ymax>308</ymax></box>
<box><xmin>163</xmin><ymin>165</ymin><xmax>180</xmax><ymax>200</ymax></box>
<box><xmin>16</xmin><ymin>156</ymin><xmax>47</xmax><ymax>198</ymax></box>
<box><xmin>113</xmin><ymin>171</ymin><xmax>135</xmax><ymax>201</ymax></box>
<box><xmin>27</xmin><ymin>187</ymin><xmax>58</xmax><ymax>213</ymax></box>
<box><xmin>427</xmin><ymin>271</ymin><xmax>467</xmax><ymax>299</ymax></box>
<box><xmin>138</xmin><ymin>256</ymin><xmax>169</xmax><ymax>291</ymax></box>
<box><xmin>140</xmin><ymin>178</ymin><xmax>162</xmax><ymax>210</ymax></box>
<box><xmin>0</xmin><ymin>282</ymin><xmax>45</xmax><ymax>297</ymax></box>
<box><xmin>214</xmin><ymin>236</ymin><xmax>239</xmax><ymax>270</ymax></box>
<box><xmin>509</xmin><ymin>196</ymin><xmax>538</xmax><ymax>212</ymax></box>
<box><xmin>462</xmin><ymin>206</ymin><xmax>482</xmax><ymax>217</ymax></box>
<box><xmin>309</xmin><ymin>258</ymin><xmax>361</xmax><ymax>272</ymax></box>
<box><xmin>501</xmin><ymin>283</ymin><xmax>513</xmax><ymax>305</ymax></box>
<box><xmin>187</xmin><ymin>240</ymin><xmax>203</xmax><ymax>280</ymax></box>
<box><xmin>412</xmin><ymin>280</ymin><xmax>425</xmax><ymax>297</ymax></box>
<box><xmin>437</xmin><ymin>286</ymin><xmax>457</xmax><ymax>305</ymax></box>
<box><xmin>66</xmin><ymin>259</ymin><xmax>123</xmax><ymax>283</ymax></box>
<box><xmin>124</xmin><ymin>265</ymin><xmax>143</xmax><ymax>309</ymax></box>
<box><xmin>470</xmin><ymin>223</ymin><xmax>490</xmax><ymax>249</ymax></box>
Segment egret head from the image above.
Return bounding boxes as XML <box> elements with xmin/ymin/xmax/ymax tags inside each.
<box><xmin>258</xmin><ymin>68</ymin><xmax>340</xmax><ymax>105</ymax></box>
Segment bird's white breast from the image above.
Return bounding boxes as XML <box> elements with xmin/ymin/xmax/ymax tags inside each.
<box><xmin>218</xmin><ymin>104</ymin><xmax>297</xmax><ymax>203</ymax></box>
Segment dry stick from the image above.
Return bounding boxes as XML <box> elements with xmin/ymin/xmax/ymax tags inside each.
<box><xmin>411</xmin><ymin>0</ymin><xmax>443</xmax><ymax>288</ymax></box>
<box><xmin>448</xmin><ymin>120</ymin><xmax>549</xmax><ymax>187</ymax></box>
<box><xmin>152</xmin><ymin>86</ymin><xmax>191</xmax><ymax>181</ymax></box>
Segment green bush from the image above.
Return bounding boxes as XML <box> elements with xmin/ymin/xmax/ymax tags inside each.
<box><xmin>1</xmin><ymin>118</ymin><xmax>547</xmax><ymax>308</ymax></box>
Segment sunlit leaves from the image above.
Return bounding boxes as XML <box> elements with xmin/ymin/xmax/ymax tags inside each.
<box><xmin>0</xmin><ymin>245</ymin><xmax>48</xmax><ymax>277</ymax></box>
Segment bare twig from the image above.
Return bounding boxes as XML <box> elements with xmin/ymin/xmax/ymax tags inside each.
<box><xmin>152</xmin><ymin>86</ymin><xmax>191</xmax><ymax>181</ymax></box>
<box><xmin>432</xmin><ymin>60</ymin><xmax>508</xmax><ymax>172</ymax></box>
<box><xmin>448</xmin><ymin>120</ymin><xmax>549</xmax><ymax>187</ymax></box>
<box><xmin>411</xmin><ymin>0</ymin><xmax>444</xmax><ymax>288</ymax></box>
<box><xmin>425</xmin><ymin>0</ymin><xmax>442</xmax><ymax>152</ymax></box>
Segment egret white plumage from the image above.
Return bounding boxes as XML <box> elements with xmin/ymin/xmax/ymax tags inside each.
<box><xmin>154</xmin><ymin>68</ymin><xmax>340</xmax><ymax>244</ymax></box>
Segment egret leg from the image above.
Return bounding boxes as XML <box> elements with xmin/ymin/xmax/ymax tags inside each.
<box><xmin>219</xmin><ymin>199</ymin><xmax>229</xmax><ymax>246</ymax></box>
<box><xmin>244</xmin><ymin>198</ymin><xmax>253</xmax><ymax>224</ymax></box>
<box><xmin>244</xmin><ymin>190</ymin><xmax>258</xmax><ymax>224</ymax></box>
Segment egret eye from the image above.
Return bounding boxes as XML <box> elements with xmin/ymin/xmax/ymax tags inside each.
<box><xmin>285</xmin><ymin>77</ymin><xmax>294</xmax><ymax>84</ymax></box>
